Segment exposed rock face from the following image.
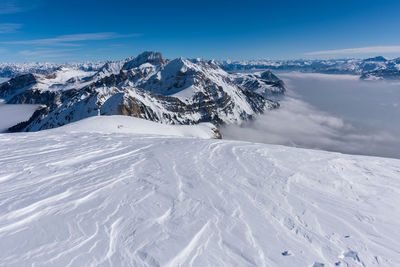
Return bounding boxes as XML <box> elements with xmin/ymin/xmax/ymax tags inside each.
<box><xmin>0</xmin><ymin>74</ymin><xmax>38</xmax><ymax>100</ymax></box>
<box><xmin>1</xmin><ymin>51</ymin><xmax>285</xmax><ymax>132</ymax></box>
<box><xmin>122</xmin><ymin>51</ymin><xmax>164</xmax><ymax>70</ymax></box>
<box><xmin>234</xmin><ymin>70</ymin><xmax>285</xmax><ymax>98</ymax></box>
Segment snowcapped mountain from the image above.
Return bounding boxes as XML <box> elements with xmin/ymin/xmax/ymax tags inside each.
<box><xmin>0</xmin><ymin>51</ymin><xmax>285</xmax><ymax>132</ymax></box>
<box><xmin>220</xmin><ymin>56</ymin><xmax>400</xmax><ymax>79</ymax></box>
<box><xmin>1</xmin><ymin>116</ymin><xmax>399</xmax><ymax>266</ymax></box>
<box><xmin>0</xmin><ymin>61</ymin><xmax>104</xmax><ymax>78</ymax></box>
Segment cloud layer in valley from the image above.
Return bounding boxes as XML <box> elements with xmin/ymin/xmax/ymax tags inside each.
<box><xmin>221</xmin><ymin>73</ymin><xmax>400</xmax><ymax>159</ymax></box>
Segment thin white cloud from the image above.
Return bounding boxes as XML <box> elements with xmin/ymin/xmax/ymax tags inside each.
<box><xmin>19</xmin><ymin>48</ymin><xmax>78</xmax><ymax>56</ymax></box>
<box><xmin>0</xmin><ymin>1</ymin><xmax>22</xmax><ymax>14</ymax></box>
<box><xmin>2</xmin><ymin>32</ymin><xmax>140</xmax><ymax>46</ymax></box>
<box><xmin>305</xmin><ymin>46</ymin><xmax>400</xmax><ymax>56</ymax></box>
<box><xmin>0</xmin><ymin>23</ymin><xmax>22</xmax><ymax>34</ymax></box>
<box><xmin>0</xmin><ymin>0</ymin><xmax>41</xmax><ymax>14</ymax></box>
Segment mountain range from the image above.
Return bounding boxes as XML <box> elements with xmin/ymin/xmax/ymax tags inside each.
<box><xmin>220</xmin><ymin>56</ymin><xmax>400</xmax><ymax>80</ymax></box>
<box><xmin>0</xmin><ymin>52</ymin><xmax>285</xmax><ymax>132</ymax></box>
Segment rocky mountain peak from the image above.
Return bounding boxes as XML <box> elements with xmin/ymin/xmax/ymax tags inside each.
<box><xmin>260</xmin><ymin>70</ymin><xmax>281</xmax><ymax>82</ymax></box>
<box><xmin>56</xmin><ymin>65</ymin><xmax>67</xmax><ymax>71</ymax></box>
<box><xmin>122</xmin><ymin>51</ymin><xmax>164</xmax><ymax>70</ymax></box>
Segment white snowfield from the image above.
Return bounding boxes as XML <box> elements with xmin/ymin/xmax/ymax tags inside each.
<box><xmin>0</xmin><ymin>117</ymin><xmax>400</xmax><ymax>267</ymax></box>
<box><xmin>52</xmin><ymin>116</ymin><xmax>219</xmax><ymax>139</ymax></box>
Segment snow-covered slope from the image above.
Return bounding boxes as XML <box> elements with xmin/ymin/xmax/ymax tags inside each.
<box><xmin>0</xmin><ymin>78</ymin><xmax>9</xmax><ymax>84</ymax></box>
<box><xmin>53</xmin><ymin>115</ymin><xmax>221</xmax><ymax>139</ymax></box>
<box><xmin>0</xmin><ymin>120</ymin><xmax>399</xmax><ymax>266</ymax></box>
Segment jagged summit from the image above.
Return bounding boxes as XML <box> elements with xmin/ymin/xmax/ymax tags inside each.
<box><xmin>122</xmin><ymin>51</ymin><xmax>164</xmax><ymax>70</ymax></box>
<box><xmin>260</xmin><ymin>70</ymin><xmax>281</xmax><ymax>82</ymax></box>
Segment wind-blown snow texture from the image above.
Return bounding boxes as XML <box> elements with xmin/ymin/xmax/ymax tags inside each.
<box><xmin>0</xmin><ymin>117</ymin><xmax>399</xmax><ymax>266</ymax></box>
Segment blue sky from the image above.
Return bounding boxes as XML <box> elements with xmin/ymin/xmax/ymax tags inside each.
<box><xmin>1</xmin><ymin>0</ymin><xmax>400</xmax><ymax>62</ymax></box>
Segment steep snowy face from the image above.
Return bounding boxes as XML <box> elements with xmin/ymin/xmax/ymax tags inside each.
<box><xmin>1</xmin><ymin>51</ymin><xmax>284</xmax><ymax>132</ymax></box>
<box><xmin>89</xmin><ymin>60</ymin><xmax>128</xmax><ymax>80</ymax></box>
<box><xmin>94</xmin><ymin>54</ymin><xmax>281</xmax><ymax>125</ymax></box>
<box><xmin>234</xmin><ymin>70</ymin><xmax>285</xmax><ymax>98</ymax></box>
<box><xmin>37</xmin><ymin>66</ymin><xmax>96</xmax><ymax>91</ymax></box>
<box><xmin>0</xmin><ymin>126</ymin><xmax>399</xmax><ymax>266</ymax></box>
<box><xmin>122</xmin><ymin>57</ymin><xmax>228</xmax><ymax>97</ymax></box>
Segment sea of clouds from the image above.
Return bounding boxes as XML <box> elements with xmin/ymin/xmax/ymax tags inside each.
<box><xmin>222</xmin><ymin>72</ymin><xmax>400</xmax><ymax>159</ymax></box>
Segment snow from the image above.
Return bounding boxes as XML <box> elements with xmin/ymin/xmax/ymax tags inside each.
<box><xmin>0</xmin><ymin>78</ymin><xmax>9</xmax><ymax>84</ymax></box>
<box><xmin>0</xmin><ymin>118</ymin><xmax>400</xmax><ymax>266</ymax></box>
<box><xmin>0</xmin><ymin>100</ymin><xmax>39</xmax><ymax>132</ymax></box>
<box><xmin>0</xmin><ymin>62</ymin><xmax>103</xmax><ymax>74</ymax></box>
<box><xmin>171</xmin><ymin>85</ymin><xmax>198</xmax><ymax>99</ymax></box>
<box><xmin>220</xmin><ymin>57</ymin><xmax>400</xmax><ymax>79</ymax></box>
<box><xmin>53</xmin><ymin>115</ymin><xmax>219</xmax><ymax>139</ymax></box>
<box><xmin>35</xmin><ymin>67</ymin><xmax>96</xmax><ymax>92</ymax></box>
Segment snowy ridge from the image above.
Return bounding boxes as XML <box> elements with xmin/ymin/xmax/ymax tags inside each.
<box><xmin>53</xmin><ymin>115</ymin><xmax>221</xmax><ymax>139</ymax></box>
<box><xmin>0</xmin><ymin>123</ymin><xmax>399</xmax><ymax>266</ymax></box>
